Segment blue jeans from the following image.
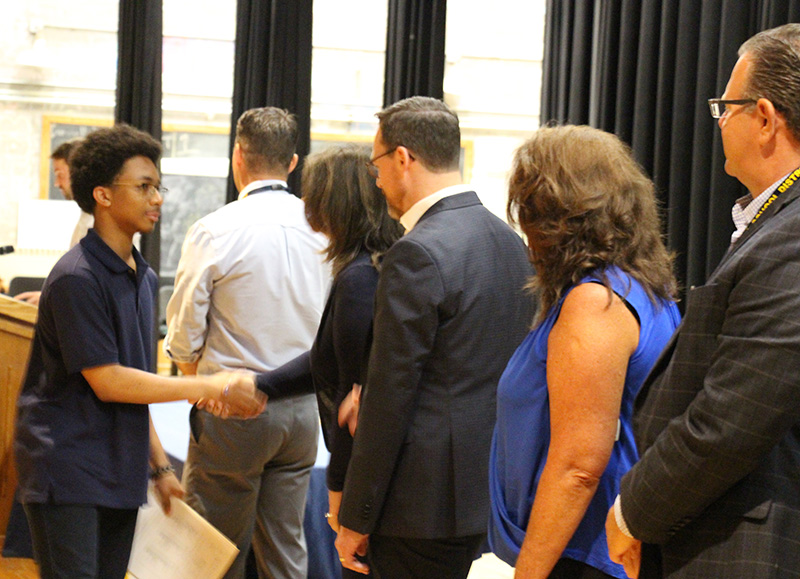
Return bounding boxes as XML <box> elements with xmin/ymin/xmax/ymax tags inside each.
<box><xmin>23</xmin><ymin>503</ymin><xmax>138</xmax><ymax>579</ymax></box>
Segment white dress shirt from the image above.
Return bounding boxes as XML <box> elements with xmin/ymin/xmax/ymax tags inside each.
<box><xmin>164</xmin><ymin>180</ymin><xmax>331</xmax><ymax>374</ymax></box>
<box><xmin>400</xmin><ymin>184</ymin><xmax>473</xmax><ymax>233</ymax></box>
<box><xmin>70</xmin><ymin>211</ymin><xmax>94</xmax><ymax>248</ymax></box>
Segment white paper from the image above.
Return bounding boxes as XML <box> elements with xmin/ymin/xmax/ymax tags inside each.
<box><xmin>127</xmin><ymin>489</ymin><xmax>238</xmax><ymax>579</ymax></box>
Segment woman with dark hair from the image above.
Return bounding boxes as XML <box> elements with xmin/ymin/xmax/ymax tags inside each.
<box><xmin>254</xmin><ymin>144</ymin><xmax>403</xmax><ymax>578</ymax></box>
<box><xmin>488</xmin><ymin>125</ymin><xmax>681</xmax><ymax>579</ymax></box>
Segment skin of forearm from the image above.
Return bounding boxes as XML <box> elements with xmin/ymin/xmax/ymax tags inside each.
<box><xmin>515</xmin><ymin>461</ymin><xmax>602</xmax><ymax>578</ymax></box>
<box><xmin>516</xmin><ymin>282</ymin><xmax>637</xmax><ymax>577</ymax></box>
<box><xmin>83</xmin><ymin>363</ymin><xmax>219</xmax><ymax>405</ymax></box>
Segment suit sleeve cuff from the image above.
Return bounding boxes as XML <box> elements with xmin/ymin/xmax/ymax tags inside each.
<box><xmin>614</xmin><ymin>494</ymin><xmax>635</xmax><ymax>538</ymax></box>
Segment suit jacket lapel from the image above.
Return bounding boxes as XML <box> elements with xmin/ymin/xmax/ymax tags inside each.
<box><xmin>637</xmin><ymin>172</ymin><xmax>800</xmax><ymax>414</ymax></box>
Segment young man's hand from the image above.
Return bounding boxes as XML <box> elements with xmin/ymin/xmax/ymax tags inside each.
<box><xmin>152</xmin><ymin>470</ymin><xmax>184</xmax><ymax>515</ymax></box>
<box><xmin>199</xmin><ymin>371</ymin><xmax>267</xmax><ymax>418</ymax></box>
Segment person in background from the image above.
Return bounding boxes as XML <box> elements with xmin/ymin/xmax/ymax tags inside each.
<box><xmin>607</xmin><ymin>22</ymin><xmax>800</xmax><ymax>579</ymax></box>
<box><xmin>14</xmin><ymin>139</ymin><xmax>93</xmax><ymax>305</ymax></box>
<box><xmin>14</xmin><ymin>124</ymin><xmax>265</xmax><ymax>579</ymax></box>
<box><xmin>51</xmin><ymin>140</ymin><xmax>75</xmax><ymax>199</ymax></box>
<box><xmin>488</xmin><ymin>125</ymin><xmax>681</xmax><ymax>579</ymax></box>
<box><xmin>52</xmin><ymin>138</ymin><xmax>95</xmax><ymax>247</ymax></box>
<box><xmin>243</xmin><ymin>144</ymin><xmax>402</xmax><ymax>578</ymax></box>
<box><xmin>164</xmin><ymin>107</ymin><xmax>330</xmax><ymax>579</ymax></box>
<box><xmin>335</xmin><ymin>96</ymin><xmax>534</xmax><ymax>579</ymax></box>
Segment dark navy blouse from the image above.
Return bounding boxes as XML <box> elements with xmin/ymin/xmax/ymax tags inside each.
<box><xmin>256</xmin><ymin>251</ymin><xmax>378</xmax><ymax>491</ymax></box>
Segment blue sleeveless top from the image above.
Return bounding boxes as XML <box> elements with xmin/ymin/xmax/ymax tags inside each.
<box><xmin>488</xmin><ymin>267</ymin><xmax>680</xmax><ymax>577</ymax></box>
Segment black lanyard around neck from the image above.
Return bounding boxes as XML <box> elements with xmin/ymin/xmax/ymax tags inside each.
<box><xmin>747</xmin><ymin>166</ymin><xmax>800</xmax><ymax>230</ymax></box>
<box><xmin>247</xmin><ymin>183</ymin><xmax>291</xmax><ymax>196</ymax></box>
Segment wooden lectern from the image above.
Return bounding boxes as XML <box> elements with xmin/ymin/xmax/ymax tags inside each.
<box><xmin>0</xmin><ymin>294</ymin><xmax>36</xmax><ymax>543</ymax></box>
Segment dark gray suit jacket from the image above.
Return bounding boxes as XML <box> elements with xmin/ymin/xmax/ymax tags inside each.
<box><xmin>339</xmin><ymin>191</ymin><xmax>534</xmax><ymax>539</ymax></box>
<box><xmin>620</xmin><ymin>171</ymin><xmax>800</xmax><ymax>578</ymax></box>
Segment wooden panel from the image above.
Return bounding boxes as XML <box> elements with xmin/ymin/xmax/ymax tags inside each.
<box><xmin>0</xmin><ymin>296</ymin><xmax>36</xmax><ymax>540</ymax></box>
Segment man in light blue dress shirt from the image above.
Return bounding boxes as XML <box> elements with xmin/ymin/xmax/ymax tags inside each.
<box><xmin>164</xmin><ymin>107</ymin><xmax>330</xmax><ymax>579</ymax></box>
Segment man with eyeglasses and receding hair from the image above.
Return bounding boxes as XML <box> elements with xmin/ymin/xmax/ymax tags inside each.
<box><xmin>14</xmin><ymin>124</ymin><xmax>265</xmax><ymax>579</ymax></box>
<box><xmin>606</xmin><ymin>23</ymin><xmax>800</xmax><ymax>579</ymax></box>
<box><xmin>334</xmin><ymin>96</ymin><xmax>534</xmax><ymax>578</ymax></box>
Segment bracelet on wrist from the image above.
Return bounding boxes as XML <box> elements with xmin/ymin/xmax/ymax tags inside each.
<box><xmin>150</xmin><ymin>464</ymin><xmax>176</xmax><ymax>480</ymax></box>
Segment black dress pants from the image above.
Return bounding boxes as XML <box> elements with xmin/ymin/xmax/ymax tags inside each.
<box><xmin>368</xmin><ymin>532</ymin><xmax>485</xmax><ymax>579</ymax></box>
<box><xmin>24</xmin><ymin>502</ymin><xmax>138</xmax><ymax>579</ymax></box>
<box><xmin>549</xmin><ymin>558</ymin><xmax>615</xmax><ymax>579</ymax></box>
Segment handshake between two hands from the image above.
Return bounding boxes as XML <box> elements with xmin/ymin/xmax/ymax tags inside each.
<box><xmin>195</xmin><ymin>370</ymin><xmax>267</xmax><ymax>419</ymax></box>
<box><xmin>191</xmin><ymin>373</ymin><xmax>362</xmax><ymax>423</ymax></box>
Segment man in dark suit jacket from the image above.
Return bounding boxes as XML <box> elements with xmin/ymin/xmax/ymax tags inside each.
<box><xmin>606</xmin><ymin>23</ymin><xmax>800</xmax><ymax>578</ymax></box>
<box><xmin>335</xmin><ymin>96</ymin><xmax>534</xmax><ymax>578</ymax></box>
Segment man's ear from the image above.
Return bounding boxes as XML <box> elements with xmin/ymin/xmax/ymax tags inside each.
<box><xmin>396</xmin><ymin>146</ymin><xmax>414</xmax><ymax>168</ymax></box>
<box><xmin>232</xmin><ymin>142</ymin><xmax>243</xmax><ymax>167</ymax></box>
<box><xmin>93</xmin><ymin>185</ymin><xmax>113</xmax><ymax>208</ymax></box>
<box><xmin>287</xmin><ymin>153</ymin><xmax>299</xmax><ymax>175</ymax></box>
<box><xmin>756</xmin><ymin>98</ymin><xmax>780</xmax><ymax>140</ymax></box>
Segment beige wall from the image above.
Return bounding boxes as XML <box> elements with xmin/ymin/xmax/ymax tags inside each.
<box><xmin>0</xmin><ymin>0</ymin><xmax>545</xmax><ymax>282</ymax></box>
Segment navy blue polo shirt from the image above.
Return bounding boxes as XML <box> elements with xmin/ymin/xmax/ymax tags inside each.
<box><xmin>15</xmin><ymin>229</ymin><xmax>157</xmax><ymax>509</ymax></box>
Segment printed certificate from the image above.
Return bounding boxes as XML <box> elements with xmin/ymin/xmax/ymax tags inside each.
<box><xmin>127</xmin><ymin>489</ymin><xmax>238</xmax><ymax>579</ymax></box>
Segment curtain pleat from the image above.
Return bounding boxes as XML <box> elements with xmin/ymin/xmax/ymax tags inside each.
<box><xmin>650</xmin><ymin>1</ymin><xmax>679</xmax><ymax>193</ymax></box>
<box><xmin>116</xmin><ymin>0</ymin><xmax>163</xmax><ymax>142</ymax></box>
<box><xmin>664</xmin><ymin>0</ymin><xmax>703</xmax><ymax>291</ymax></box>
<box><xmin>116</xmin><ymin>0</ymin><xmax>163</xmax><ymax>282</ymax></box>
<box><xmin>383</xmin><ymin>0</ymin><xmax>447</xmax><ymax>107</ymax></box>
<box><xmin>228</xmin><ymin>0</ymin><xmax>313</xmax><ymax>200</ymax></box>
<box><xmin>589</xmin><ymin>1</ymin><xmax>621</xmax><ymax>130</ymax></box>
<box><xmin>116</xmin><ymin>0</ymin><xmax>163</xmax><ymax>368</ymax></box>
<box><xmin>541</xmin><ymin>0</ymin><xmax>800</xmax><ymax>302</ymax></box>
<box><xmin>630</xmin><ymin>1</ymin><xmax>661</xmax><ymax>171</ymax></box>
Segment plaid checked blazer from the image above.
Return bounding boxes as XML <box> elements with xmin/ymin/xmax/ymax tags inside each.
<box><xmin>620</xmin><ymin>170</ymin><xmax>800</xmax><ymax>578</ymax></box>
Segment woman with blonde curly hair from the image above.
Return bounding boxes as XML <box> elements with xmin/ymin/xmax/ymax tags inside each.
<box><xmin>488</xmin><ymin>125</ymin><xmax>681</xmax><ymax>579</ymax></box>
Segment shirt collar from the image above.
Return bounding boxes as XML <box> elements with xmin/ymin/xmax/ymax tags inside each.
<box><xmin>80</xmin><ymin>229</ymin><xmax>149</xmax><ymax>282</ymax></box>
<box><xmin>238</xmin><ymin>179</ymin><xmax>290</xmax><ymax>201</ymax></box>
<box><xmin>730</xmin><ymin>172</ymin><xmax>791</xmax><ymax>243</ymax></box>
<box><xmin>399</xmin><ymin>184</ymin><xmax>472</xmax><ymax>233</ymax></box>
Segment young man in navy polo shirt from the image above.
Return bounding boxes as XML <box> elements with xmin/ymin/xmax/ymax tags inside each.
<box><xmin>13</xmin><ymin>124</ymin><xmax>266</xmax><ymax>579</ymax></box>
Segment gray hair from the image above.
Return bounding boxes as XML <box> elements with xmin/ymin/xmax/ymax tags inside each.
<box><xmin>739</xmin><ymin>23</ymin><xmax>800</xmax><ymax>142</ymax></box>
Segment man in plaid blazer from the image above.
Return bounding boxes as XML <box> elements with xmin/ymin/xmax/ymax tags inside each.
<box><xmin>606</xmin><ymin>23</ymin><xmax>800</xmax><ymax>578</ymax></box>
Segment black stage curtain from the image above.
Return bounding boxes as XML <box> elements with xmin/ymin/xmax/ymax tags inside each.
<box><xmin>383</xmin><ymin>0</ymin><xmax>447</xmax><ymax>107</ymax></box>
<box><xmin>541</xmin><ymin>0</ymin><xmax>800</xmax><ymax>301</ymax></box>
<box><xmin>116</xmin><ymin>0</ymin><xmax>163</xmax><ymax>275</ymax></box>
<box><xmin>228</xmin><ymin>0</ymin><xmax>313</xmax><ymax>200</ymax></box>
<box><xmin>116</xmin><ymin>0</ymin><xmax>163</xmax><ymax>370</ymax></box>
